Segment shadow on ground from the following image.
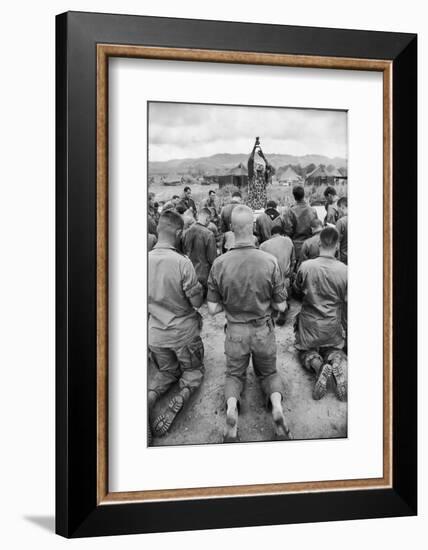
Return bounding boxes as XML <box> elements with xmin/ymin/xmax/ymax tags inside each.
<box><xmin>24</xmin><ymin>516</ymin><xmax>55</xmax><ymax>533</ymax></box>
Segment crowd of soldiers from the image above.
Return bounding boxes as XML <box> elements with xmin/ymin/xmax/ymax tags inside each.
<box><xmin>147</xmin><ymin>183</ymin><xmax>348</xmax><ymax>444</ymax></box>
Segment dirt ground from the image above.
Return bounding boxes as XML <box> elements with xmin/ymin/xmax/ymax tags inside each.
<box><xmin>151</xmin><ymin>298</ymin><xmax>347</xmax><ymax>447</ymax></box>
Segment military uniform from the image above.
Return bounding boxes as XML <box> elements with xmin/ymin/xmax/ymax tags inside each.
<box><xmin>183</xmin><ymin>222</ymin><xmax>217</xmax><ymax>296</ymax></box>
<box><xmin>219</xmin><ymin>201</ymin><xmax>240</xmax><ymax>233</ymax></box>
<box><xmin>298</xmin><ymin>232</ymin><xmax>321</xmax><ymax>267</ymax></box>
<box><xmin>200</xmin><ymin>197</ymin><xmax>220</xmax><ymax>226</ymax></box>
<box><xmin>294</xmin><ymin>255</ymin><xmax>347</xmax><ymax>377</ymax></box>
<box><xmin>178</xmin><ymin>195</ymin><xmax>197</xmax><ymax>217</ymax></box>
<box><xmin>260</xmin><ymin>235</ymin><xmax>295</xmax><ymax>282</ymax></box>
<box><xmin>274</xmin><ymin>200</ymin><xmax>318</xmax><ymax>262</ymax></box>
<box><xmin>207</xmin><ymin>243</ymin><xmax>287</xmax><ymax>405</ymax></box>
<box><xmin>148</xmin><ymin>244</ymin><xmax>204</xmax><ymax>398</ymax></box>
<box><xmin>324</xmin><ymin>202</ymin><xmax>340</xmax><ymax>225</ymax></box>
<box><xmin>255</xmin><ymin>207</ymin><xmax>280</xmax><ymax>244</ymax></box>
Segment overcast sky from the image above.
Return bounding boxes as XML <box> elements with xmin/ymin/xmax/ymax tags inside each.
<box><xmin>148</xmin><ymin>102</ymin><xmax>347</xmax><ymax>162</ymax></box>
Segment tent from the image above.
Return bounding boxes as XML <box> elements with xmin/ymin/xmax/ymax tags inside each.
<box><xmin>277</xmin><ymin>165</ymin><xmax>302</xmax><ymax>185</ymax></box>
<box><xmin>205</xmin><ymin>163</ymin><xmax>248</xmax><ymax>188</ymax></box>
<box><xmin>305</xmin><ymin>165</ymin><xmax>331</xmax><ymax>186</ymax></box>
<box><xmin>228</xmin><ymin>162</ymin><xmax>248</xmax><ymax>176</ymax></box>
<box><xmin>326</xmin><ymin>165</ymin><xmax>348</xmax><ymax>184</ymax></box>
<box><xmin>226</xmin><ymin>163</ymin><xmax>248</xmax><ymax>188</ymax></box>
<box><xmin>326</xmin><ymin>166</ymin><xmax>343</xmax><ymax>178</ymax></box>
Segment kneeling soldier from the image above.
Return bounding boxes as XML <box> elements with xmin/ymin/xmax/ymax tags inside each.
<box><xmin>294</xmin><ymin>226</ymin><xmax>347</xmax><ymax>401</ymax></box>
<box><xmin>207</xmin><ymin>205</ymin><xmax>291</xmax><ymax>442</ymax></box>
<box><xmin>148</xmin><ymin>210</ymin><xmax>204</xmax><ymax>442</ymax></box>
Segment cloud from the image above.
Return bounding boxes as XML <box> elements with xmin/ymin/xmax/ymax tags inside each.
<box><xmin>148</xmin><ymin>102</ymin><xmax>347</xmax><ymax>161</ymax></box>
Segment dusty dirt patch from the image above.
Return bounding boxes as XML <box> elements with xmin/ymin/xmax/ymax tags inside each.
<box><xmin>151</xmin><ymin>299</ymin><xmax>347</xmax><ymax>447</ymax></box>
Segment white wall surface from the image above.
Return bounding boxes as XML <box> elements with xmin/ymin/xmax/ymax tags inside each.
<box><xmin>0</xmin><ymin>0</ymin><xmax>425</xmax><ymax>548</ymax></box>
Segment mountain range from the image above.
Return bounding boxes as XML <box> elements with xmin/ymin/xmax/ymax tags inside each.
<box><xmin>149</xmin><ymin>153</ymin><xmax>347</xmax><ymax>176</ymax></box>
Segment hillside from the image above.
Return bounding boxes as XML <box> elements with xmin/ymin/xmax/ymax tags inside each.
<box><xmin>149</xmin><ymin>153</ymin><xmax>347</xmax><ymax>176</ymax></box>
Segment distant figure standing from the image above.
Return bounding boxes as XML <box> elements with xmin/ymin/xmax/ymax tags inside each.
<box><xmin>293</xmin><ymin>227</ymin><xmax>347</xmax><ymax>402</ymax></box>
<box><xmin>247</xmin><ymin>138</ymin><xmax>275</xmax><ymax>210</ymax></box>
<box><xmin>260</xmin><ymin>225</ymin><xmax>295</xmax><ymax>326</ymax></box>
<box><xmin>201</xmin><ymin>189</ymin><xmax>220</xmax><ymax>227</ymax></box>
<box><xmin>178</xmin><ymin>186</ymin><xmax>197</xmax><ymax>218</ymax></box>
<box><xmin>274</xmin><ymin>185</ymin><xmax>318</xmax><ymax>264</ymax></box>
<box><xmin>183</xmin><ymin>208</ymin><xmax>217</xmax><ymax>298</ymax></box>
<box><xmin>148</xmin><ymin>211</ymin><xmax>204</xmax><ymax>441</ymax></box>
<box><xmin>324</xmin><ymin>186</ymin><xmax>340</xmax><ymax>225</ymax></box>
<box><xmin>208</xmin><ymin>205</ymin><xmax>291</xmax><ymax>442</ymax></box>
<box><xmin>255</xmin><ymin>200</ymin><xmax>280</xmax><ymax>244</ymax></box>
<box><xmin>335</xmin><ymin>197</ymin><xmax>348</xmax><ymax>264</ymax></box>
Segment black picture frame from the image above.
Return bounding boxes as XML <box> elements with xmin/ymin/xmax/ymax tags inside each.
<box><xmin>56</xmin><ymin>11</ymin><xmax>417</xmax><ymax>538</ymax></box>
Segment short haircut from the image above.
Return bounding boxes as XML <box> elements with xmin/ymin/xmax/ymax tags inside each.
<box><xmin>231</xmin><ymin>204</ymin><xmax>253</xmax><ymax>227</ymax></box>
<box><xmin>310</xmin><ymin>218</ymin><xmax>323</xmax><ymax>230</ymax></box>
<box><xmin>324</xmin><ymin>186</ymin><xmax>337</xmax><ymax>197</ymax></box>
<box><xmin>172</xmin><ymin>194</ymin><xmax>179</xmax><ymax>200</ymax></box>
<box><xmin>183</xmin><ymin>186</ymin><xmax>191</xmax><ymax>193</ymax></box>
<box><xmin>208</xmin><ymin>190</ymin><xmax>216</xmax><ymax>195</ymax></box>
<box><xmin>176</xmin><ymin>204</ymin><xmax>186</xmax><ymax>215</ymax></box>
<box><xmin>158</xmin><ymin>209</ymin><xmax>184</xmax><ymax>232</ymax></box>
<box><xmin>199</xmin><ymin>207</ymin><xmax>212</xmax><ymax>218</ymax></box>
<box><xmin>232</xmin><ymin>191</ymin><xmax>242</xmax><ymax>198</ymax></box>
<box><xmin>337</xmin><ymin>196</ymin><xmax>348</xmax><ymax>208</ymax></box>
<box><xmin>266</xmin><ymin>200</ymin><xmax>277</xmax><ymax>209</ymax></box>
<box><xmin>292</xmin><ymin>185</ymin><xmax>305</xmax><ymax>201</ymax></box>
<box><xmin>271</xmin><ymin>225</ymin><xmax>283</xmax><ymax>236</ymax></box>
<box><xmin>319</xmin><ymin>226</ymin><xmax>339</xmax><ymax>248</ymax></box>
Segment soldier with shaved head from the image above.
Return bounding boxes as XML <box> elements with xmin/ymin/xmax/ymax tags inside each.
<box><xmin>207</xmin><ymin>205</ymin><xmax>291</xmax><ymax>442</ymax></box>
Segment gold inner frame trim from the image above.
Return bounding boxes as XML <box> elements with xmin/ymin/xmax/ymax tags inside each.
<box><xmin>96</xmin><ymin>44</ymin><xmax>393</xmax><ymax>505</ymax></box>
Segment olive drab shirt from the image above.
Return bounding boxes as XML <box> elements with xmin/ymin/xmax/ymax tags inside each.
<box><xmin>298</xmin><ymin>232</ymin><xmax>321</xmax><ymax>267</ymax></box>
<box><xmin>200</xmin><ymin>197</ymin><xmax>220</xmax><ymax>225</ymax></box>
<box><xmin>294</xmin><ymin>255</ymin><xmax>347</xmax><ymax>350</ymax></box>
<box><xmin>255</xmin><ymin>208</ymin><xmax>280</xmax><ymax>244</ymax></box>
<box><xmin>178</xmin><ymin>195</ymin><xmax>197</xmax><ymax>217</ymax></box>
<box><xmin>260</xmin><ymin>235</ymin><xmax>295</xmax><ymax>279</ymax></box>
<box><xmin>207</xmin><ymin>243</ymin><xmax>287</xmax><ymax>324</ymax></box>
<box><xmin>148</xmin><ymin>244</ymin><xmax>203</xmax><ymax>348</ymax></box>
<box><xmin>273</xmin><ymin>201</ymin><xmax>318</xmax><ymax>242</ymax></box>
<box><xmin>183</xmin><ymin>222</ymin><xmax>217</xmax><ymax>285</ymax></box>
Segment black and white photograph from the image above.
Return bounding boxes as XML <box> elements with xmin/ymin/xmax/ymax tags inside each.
<box><xmin>147</xmin><ymin>101</ymin><xmax>348</xmax><ymax>446</ymax></box>
<box><xmin>0</xmin><ymin>0</ymin><xmax>420</xmax><ymax>545</ymax></box>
